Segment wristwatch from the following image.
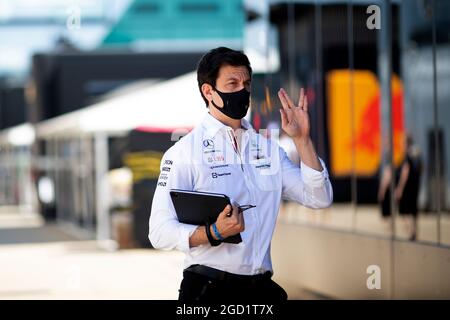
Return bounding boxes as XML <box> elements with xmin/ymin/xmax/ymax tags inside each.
<box><xmin>205</xmin><ymin>222</ymin><xmax>222</xmax><ymax>247</ymax></box>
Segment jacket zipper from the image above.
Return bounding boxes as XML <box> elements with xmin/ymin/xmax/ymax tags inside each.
<box><xmin>227</xmin><ymin>129</ymin><xmax>244</xmax><ymax>172</ymax></box>
<box><xmin>227</xmin><ymin>128</ymin><xmax>260</xmax><ymax>270</ymax></box>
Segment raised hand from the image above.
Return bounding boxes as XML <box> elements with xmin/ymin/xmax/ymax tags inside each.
<box><xmin>278</xmin><ymin>88</ymin><xmax>310</xmax><ymax>141</ymax></box>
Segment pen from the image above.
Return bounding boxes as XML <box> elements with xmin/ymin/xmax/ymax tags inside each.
<box><xmin>238</xmin><ymin>205</ymin><xmax>256</xmax><ymax>212</ymax></box>
<box><xmin>226</xmin><ymin>204</ymin><xmax>256</xmax><ymax>217</ymax></box>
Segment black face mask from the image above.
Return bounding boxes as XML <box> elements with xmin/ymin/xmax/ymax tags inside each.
<box><xmin>211</xmin><ymin>87</ymin><xmax>250</xmax><ymax>120</ymax></box>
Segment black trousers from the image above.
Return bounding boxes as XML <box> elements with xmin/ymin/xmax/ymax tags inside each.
<box><xmin>178</xmin><ymin>268</ymin><xmax>288</xmax><ymax>302</ymax></box>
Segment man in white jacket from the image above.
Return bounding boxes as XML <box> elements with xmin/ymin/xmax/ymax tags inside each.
<box><xmin>149</xmin><ymin>47</ymin><xmax>333</xmax><ymax>302</ymax></box>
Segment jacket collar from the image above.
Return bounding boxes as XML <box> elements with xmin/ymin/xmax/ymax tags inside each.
<box><xmin>202</xmin><ymin>112</ymin><xmax>252</xmax><ymax>139</ymax></box>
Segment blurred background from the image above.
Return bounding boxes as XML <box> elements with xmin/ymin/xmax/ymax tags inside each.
<box><xmin>0</xmin><ymin>0</ymin><xmax>449</xmax><ymax>299</ymax></box>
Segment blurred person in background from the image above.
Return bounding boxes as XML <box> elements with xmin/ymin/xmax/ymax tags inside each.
<box><xmin>149</xmin><ymin>47</ymin><xmax>333</xmax><ymax>302</ymax></box>
<box><xmin>395</xmin><ymin>135</ymin><xmax>423</xmax><ymax>241</ymax></box>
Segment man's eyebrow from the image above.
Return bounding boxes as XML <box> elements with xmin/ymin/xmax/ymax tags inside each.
<box><xmin>225</xmin><ymin>75</ymin><xmax>251</xmax><ymax>82</ymax></box>
<box><xmin>225</xmin><ymin>76</ymin><xmax>240</xmax><ymax>82</ymax></box>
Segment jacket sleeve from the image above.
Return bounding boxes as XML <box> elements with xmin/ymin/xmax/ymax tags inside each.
<box><xmin>280</xmin><ymin>146</ymin><xmax>333</xmax><ymax>209</ymax></box>
<box><xmin>148</xmin><ymin>146</ymin><xmax>198</xmax><ymax>252</ymax></box>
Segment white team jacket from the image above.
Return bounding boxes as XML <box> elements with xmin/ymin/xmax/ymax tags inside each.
<box><xmin>149</xmin><ymin>112</ymin><xmax>333</xmax><ymax>275</ymax></box>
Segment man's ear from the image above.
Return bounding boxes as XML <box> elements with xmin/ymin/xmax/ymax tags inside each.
<box><xmin>201</xmin><ymin>83</ymin><xmax>214</xmax><ymax>104</ymax></box>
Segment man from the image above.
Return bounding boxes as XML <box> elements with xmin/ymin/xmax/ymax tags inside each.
<box><xmin>149</xmin><ymin>47</ymin><xmax>333</xmax><ymax>302</ymax></box>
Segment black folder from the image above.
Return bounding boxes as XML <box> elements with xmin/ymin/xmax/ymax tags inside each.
<box><xmin>170</xmin><ymin>189</ymin><xmax>242</xmax><ymax>244</ymax></box>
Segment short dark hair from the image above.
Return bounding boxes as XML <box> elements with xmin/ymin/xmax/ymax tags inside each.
<box><xmin>197</xmin><ymin>47</ymin><xmax>252</xmax><ymax>106</ymax></box>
